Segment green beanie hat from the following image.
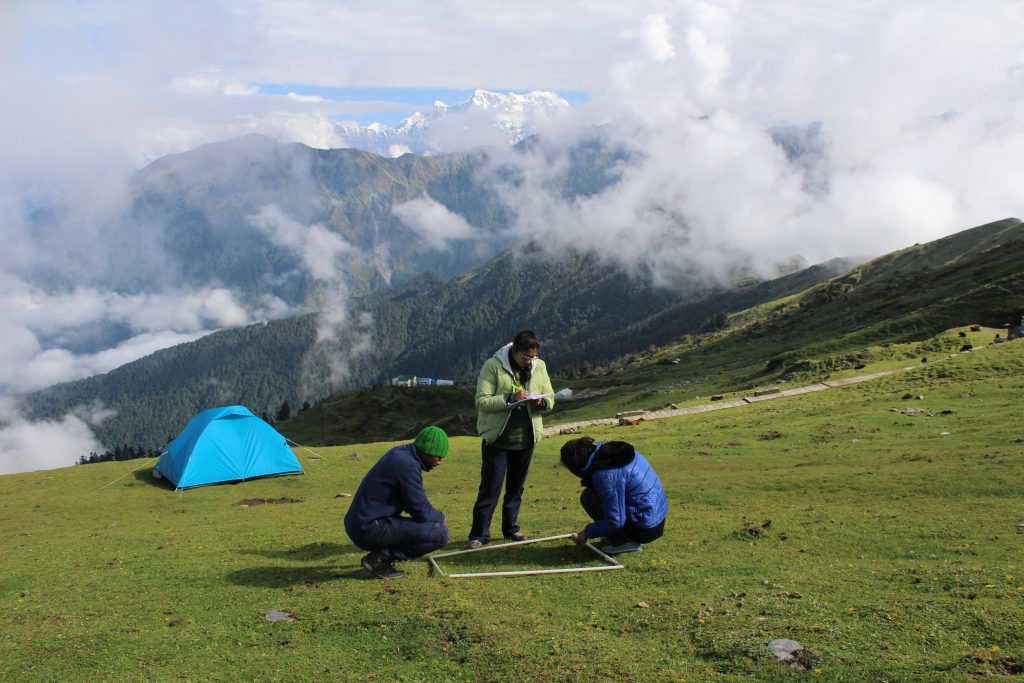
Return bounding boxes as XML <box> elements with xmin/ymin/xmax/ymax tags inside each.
<box><xmin>414</xmin><ymin>426</ymin><xmax>449</xmax><ymax>458</ymax></box>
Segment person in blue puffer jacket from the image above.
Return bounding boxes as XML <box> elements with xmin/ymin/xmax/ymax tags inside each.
<box><xmin>559</xmin><ymin>436</ymin><xmax>668</xmax><ymax>555</ymax></box>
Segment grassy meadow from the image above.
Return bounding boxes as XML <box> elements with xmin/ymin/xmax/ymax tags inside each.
<box><xmin>2</xmin><ymin>339</ymin><xmax>1023</xmax><ymax>681</ymax></box>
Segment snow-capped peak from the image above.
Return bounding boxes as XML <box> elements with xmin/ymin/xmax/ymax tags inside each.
<box><xmin>331</xmin><ymin>90</ymin><xmax>572</xmax><ymax>157</ymax></box>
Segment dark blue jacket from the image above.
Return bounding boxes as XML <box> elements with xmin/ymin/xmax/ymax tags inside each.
<box><xmin>344</xmin><ymin>443</ymin><xmax>444</xmax><ymax>542</ymax></box>
<box><xmin>579</xmin><ymin>442</ymin><xmax>668</xmax><ymax>539</ymax></box>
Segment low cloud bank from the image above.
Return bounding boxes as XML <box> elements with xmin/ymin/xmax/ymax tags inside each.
<box><xmin>247</xmin><ymin>204</ymin><xmax>372</xmax><ymax>399</ymax></box>
<box><xmin>480</xmin><ymin>4</ymin><xmax>1024</xmax><ymax>283</ymax></box>
<box><xmin>3</xmin><ymin>2</ymin><xmax>1022</xmax><ymax>474</ymax></box>
<box><xmin>0</xmin><ymin>398</ymin><xmax>110</xmax><ymax>475</ymax></box>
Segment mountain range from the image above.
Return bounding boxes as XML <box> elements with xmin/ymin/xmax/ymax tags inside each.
<box><xmin>21</xmin><ymin>216</ymin><xmax>1024</xmax><ymax>453</ymax></box>
<box><xmin>15</xmin><ymin>125</ymin><xmax>1024</xmax><ymax>462</ymax></box>
<box><xmin>330</xmin><ymin>90</ymin><xmax>572</xmax><ymax>157</ymax></box>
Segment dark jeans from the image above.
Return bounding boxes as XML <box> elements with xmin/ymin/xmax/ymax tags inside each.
<box><xmin>580</xmin><ymin>487</ymin><xmax>665</xmax><ymax>546</ymax></box>
<box><xmin>469</xmin><ymin>440</ymin><xmax>534</xmax><ymax>542</ymax></box>
<box><xmin>350</xmin><ymin>516</ymin><xmax>449</xmax><ymax>562</ymax></box>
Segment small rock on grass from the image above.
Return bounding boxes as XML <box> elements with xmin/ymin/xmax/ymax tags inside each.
<box><xmin>768</xmin><ymin>638</ymin><xmax>803</xmax><ymax>662</ymax></box>
<box><xmin>767</xmin><ymin>638</ymin><xmax>821</xmax><ymax>670</ymax></box>
<box><xmin>265</xmin><ymin>610</ymin><xmax>296</xmax><ymax>623</ymax></box>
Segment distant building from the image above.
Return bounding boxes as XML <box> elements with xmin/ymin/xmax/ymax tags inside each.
<box><xmin>391</xmin><ymin>375</ymin><xmax>455</xmax><ymax>387</ymax></box>
<box><xmin>1008</xmin><ymin>316</ymin><xmax>1024</xmax><ymax>341</ymax></box>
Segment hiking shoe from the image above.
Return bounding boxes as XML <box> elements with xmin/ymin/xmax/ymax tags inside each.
<box><xmin>361</xmin><ymin>551</ymin><xmax>406</xmax><ymax>579</ymax></box>
<box><xmin>600</xmin><ymin>541</ymin><xmax>644</xmax><ymax>555</ymax></box>
<box><xmin>466</xmin><ymin>539</ymin><xmax>485</xmax><ymax>550</ymax></box>
<box><xmin>504</xmin><ymin>532</ymin><xmax>527</xmax><ymax>542</ymax></box>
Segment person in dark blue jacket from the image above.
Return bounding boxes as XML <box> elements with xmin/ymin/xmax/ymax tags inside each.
<box><xmin>345</xmin><ymin>426</ymin><xmax>450</xmax><ymax>578</ymax></box>
<box><xmin>560</xmin><ymin>436</ymin><xmax>668</xmax><ymax>555</ymax></box>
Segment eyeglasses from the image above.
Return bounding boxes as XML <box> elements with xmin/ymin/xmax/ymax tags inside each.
<box><xmin>516</xmin><ymin>349</ymin><xmax>538</xmax><ymax>363</ymax></box>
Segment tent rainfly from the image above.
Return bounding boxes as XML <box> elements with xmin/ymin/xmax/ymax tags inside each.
<box><xmin>154</xmin><ymin>405</ymin><xmax>303</xmax><ymax>490</ymax></box>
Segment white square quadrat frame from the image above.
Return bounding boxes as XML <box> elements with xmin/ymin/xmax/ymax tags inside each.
<box><xmin>426</xmin><ymin>533</ymin><xmax>623</xmax><ymax>578</ymax></box>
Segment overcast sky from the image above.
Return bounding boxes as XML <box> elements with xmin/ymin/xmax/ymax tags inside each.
<box><xmin>2</xmin><ymin>0</ymin><xmax>1023</xmax><ymax>473</ymax></box>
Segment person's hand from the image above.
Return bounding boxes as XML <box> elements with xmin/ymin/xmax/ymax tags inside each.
<box><xmin>513</xmin><ymin>389</ymin><xmax>529</xmax><ymax>402</ymax></box>
<box><xmin>533</xmin><ymin>397</ymin><xmax>544</xmax><ymax>408</ymax></box>
<box><xmin>574</xmin><ymin>530</ymin><xmax>588</xmax><ymax>545</ymax></box>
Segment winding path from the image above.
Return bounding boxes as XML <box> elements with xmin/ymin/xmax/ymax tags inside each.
<box><xmin>542</xmin><ymin>365</ymin><xmax>925</xmax><ymax>437</ymax></box>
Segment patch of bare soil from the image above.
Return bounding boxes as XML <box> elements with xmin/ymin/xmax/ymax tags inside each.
<box><xmin>237</xmin><ymin>497</ymin><xmax>303</xmax><ymax>507</ymax></box>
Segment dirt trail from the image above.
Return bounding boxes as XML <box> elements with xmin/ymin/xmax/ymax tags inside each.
<box><xmin>542</xmin><ymin>363</ymin><xmax>930</xmax><ymax>438</ymax></box>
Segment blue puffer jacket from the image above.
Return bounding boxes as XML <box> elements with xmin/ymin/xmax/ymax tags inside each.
<box><xmin>578</xmin><ymin>441</ymin><xmax>668</xmax><ymax>539</ymax></box>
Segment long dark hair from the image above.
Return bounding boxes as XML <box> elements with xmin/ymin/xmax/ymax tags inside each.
<box><xmin>511</xmin><ymin>329</ymin><xmax>540</xmax><ymax>384</ymax></box>
<box><xmin>560</xmin><ymin>437</ymin><xmax>596</xmax><ymax>476</ymax></box>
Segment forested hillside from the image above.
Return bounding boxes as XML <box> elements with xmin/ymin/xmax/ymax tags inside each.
<box><xmin>19</xmin><ymin>245</ymin><xmax>846</xmax><ymax>450</ymax></box>
<box><xmin>20</xmin><ymin>217</ymin><xmax>1024</xmax><ymax>453</ymax></box>
<box><xmin>22</xmin><ymin>317</ymin><xmax>318</xmax><ymax>450</ymax></box>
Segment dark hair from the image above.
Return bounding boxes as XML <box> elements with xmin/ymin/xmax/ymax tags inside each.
<box><xmin>512</xmin><ymin>330</ymin><xmax>541</xmax><ymax>353</ymax></box>
<box><xmin>560</xmin><ymin>437</ymin><xmax>596</xmax><ymax>475</ymax></box>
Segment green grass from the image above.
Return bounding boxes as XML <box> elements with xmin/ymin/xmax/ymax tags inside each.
<box><xmin>3</xmin><ymin>341</ymin><xmax>1023</xmax><ymax>681</ymax></box>
<box><xmin>538</xmin><ymin>325</ymin><xmax>1003</xmax><ymax>427</ymax></box>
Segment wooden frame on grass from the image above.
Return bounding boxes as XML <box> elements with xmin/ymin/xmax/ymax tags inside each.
<box><xmin>426</xmin><ymin>532</ymin><xmax>624</xmax><ymax>578</ymax></box>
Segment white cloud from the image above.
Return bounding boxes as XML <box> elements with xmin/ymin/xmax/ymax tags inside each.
<box><xmin>640</xmin><ymin>14</ymin><xmax>676</xmax><ymax>62</ymax></box>
<box><xmin>245</xmin><ymin>204</ymin><xmax>369</xmax><ymax>389</ymax></box>
<box><xmin>7</xmin><ymin>284</ymin><xmax>253</xmax><ymax>336</ymax></box>
<box><xmin>392</xmin><ymin>195</ymin><xmax>478</xmax><ymax>249</ymax></box>
<box><xmin>170</xmin><ymin>72</ymin><xmax>258</xmax><ymax>97</ymax></box>
<box><xmin>287</xmin><ymin>92</ymin><xmax>326</xmax><ymax>103</ymax></box>
<box><xmin>0</xmin><ymin>397</ymin><xmax>107</xmax><ymax>474</ymax></box>
<box><xmin>481</xmin><ymin>1</ymin><xmax>1024</xmax><ymax>279</ymax></box>
<box><xmin>0</xmin><ymin>328</ymin><xmax>211</xmax><ymax>395</ymax></box>
<box><xmin>388</xmin><ymin>144</ymin><xmax>412</xmax><ymax>157</ymax></box>
<box><xmin>248</xmin><ymin>205</ymin><xmax>353</xmax><ymax>281</ymax></box>
<box><xmin>0</xmin><ymin>282</ymin><xmax>262</xmax><ymax>394</ymax></box>
<box><xmin>3</xmin><ymin>0</ymin><xmax>1024</xmax><ymax>473</ymax></box>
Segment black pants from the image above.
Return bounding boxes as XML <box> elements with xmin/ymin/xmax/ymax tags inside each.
<box><xmin>349</xmin><ymin>516</ymin><xmax>448</xmax><ymax>562</ymax></box>
<box><xmin>469</xmin><ymin>440</ymin><xmax>534</xmax><ymax>542</ymax></box>
<box><xmin>580</xmin><ymin>487</ymin><xmax>665</xmax><ymax>546</ymax></box>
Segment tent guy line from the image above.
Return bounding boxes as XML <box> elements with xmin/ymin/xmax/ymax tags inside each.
<box><xmin>287</xmin><ymin>438</ymin><xmax>328</xmax><ymax>462</ymax></box>
<box><xmin>98</xmin><ymin>455</ymin><xmax>159</xmax><ymax>491</ymax></box>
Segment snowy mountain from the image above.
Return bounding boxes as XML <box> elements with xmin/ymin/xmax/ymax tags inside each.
<box><xmin>332</xmin><ymin>89</ymin><xmax>572</xmax><ymax>157</ymax></box>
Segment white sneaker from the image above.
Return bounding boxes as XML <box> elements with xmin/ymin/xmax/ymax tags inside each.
<box><xmin>466</xmin><ymin>539</ymin><xmax>485</xmax><ymax>550</ymax></box>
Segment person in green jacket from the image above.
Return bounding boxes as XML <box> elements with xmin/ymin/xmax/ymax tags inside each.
<box><xmin>468</xmin><ymin>330</ymin><xmax>555</xmax><ymax>549</ymax></box>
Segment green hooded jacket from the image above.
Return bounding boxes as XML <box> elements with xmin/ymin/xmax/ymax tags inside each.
<box><xmin>475</xmin><ymin>342</ymin><xmax>555</xmax><ymax>445</ymax></box>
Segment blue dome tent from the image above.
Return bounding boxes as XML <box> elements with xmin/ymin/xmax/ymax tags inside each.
<box><xmin>154</xmin><ymin>405</ymin><xmax>303</xmax><ymax>490</ymax></box>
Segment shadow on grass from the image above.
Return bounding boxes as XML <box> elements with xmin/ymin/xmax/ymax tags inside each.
<box><xmin>227</xmin><ymin>564</ymin><xmax>373</xmax><ymax>587</ymax></box>
<box><xmin>238</xmin><ymin>542</ymin><xmax>356</xmax><ymax>561</ymax></box>
<box><xmin>131</xmin><ymin>468</ymin><xmax>173</xmax><ymax>489</ymax></box>
<box><xmin>130</xmin><ymin>468</ymin><xmax>307</xmax><ymax>491</ymax></box>
<box><xmin>431</xmin><ymin>542</ymin><xmax>605</xmax><ymax>572</ymax></box>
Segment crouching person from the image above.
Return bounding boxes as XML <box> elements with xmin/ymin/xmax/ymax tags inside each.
<box><xmin>560</xmin><ymin>437</ymin><xmax>668</xmax><ymax>555</ymax></box>
<box><xmin>344</xmin><ymin>426</ymin><xmax>451</xmax><ymax>578</ymax></box>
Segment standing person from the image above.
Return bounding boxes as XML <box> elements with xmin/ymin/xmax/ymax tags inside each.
<box><xmin>468</xmin><ymin>330</ymin><xmax>555</xmax><ymax>549</ymax></box>
<box><xmin>560</xmin><ymin>436</ymin><xmax>668</xmax><ymax>555</ymax></box>
<box><xmin>344</xmin><ymin>426</ymin><xmax>450</xmax><ymax>579</ymax></box>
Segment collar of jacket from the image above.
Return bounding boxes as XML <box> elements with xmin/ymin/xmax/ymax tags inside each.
<box><xmin>580</xmin><ymin>441</ymin><xmax>637</xmax><ymax>474</ymax></box>
<box><xmin>495</xmin><ymin>341</ymin><xmax>516</xmax><ymax>374</ymax></box>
